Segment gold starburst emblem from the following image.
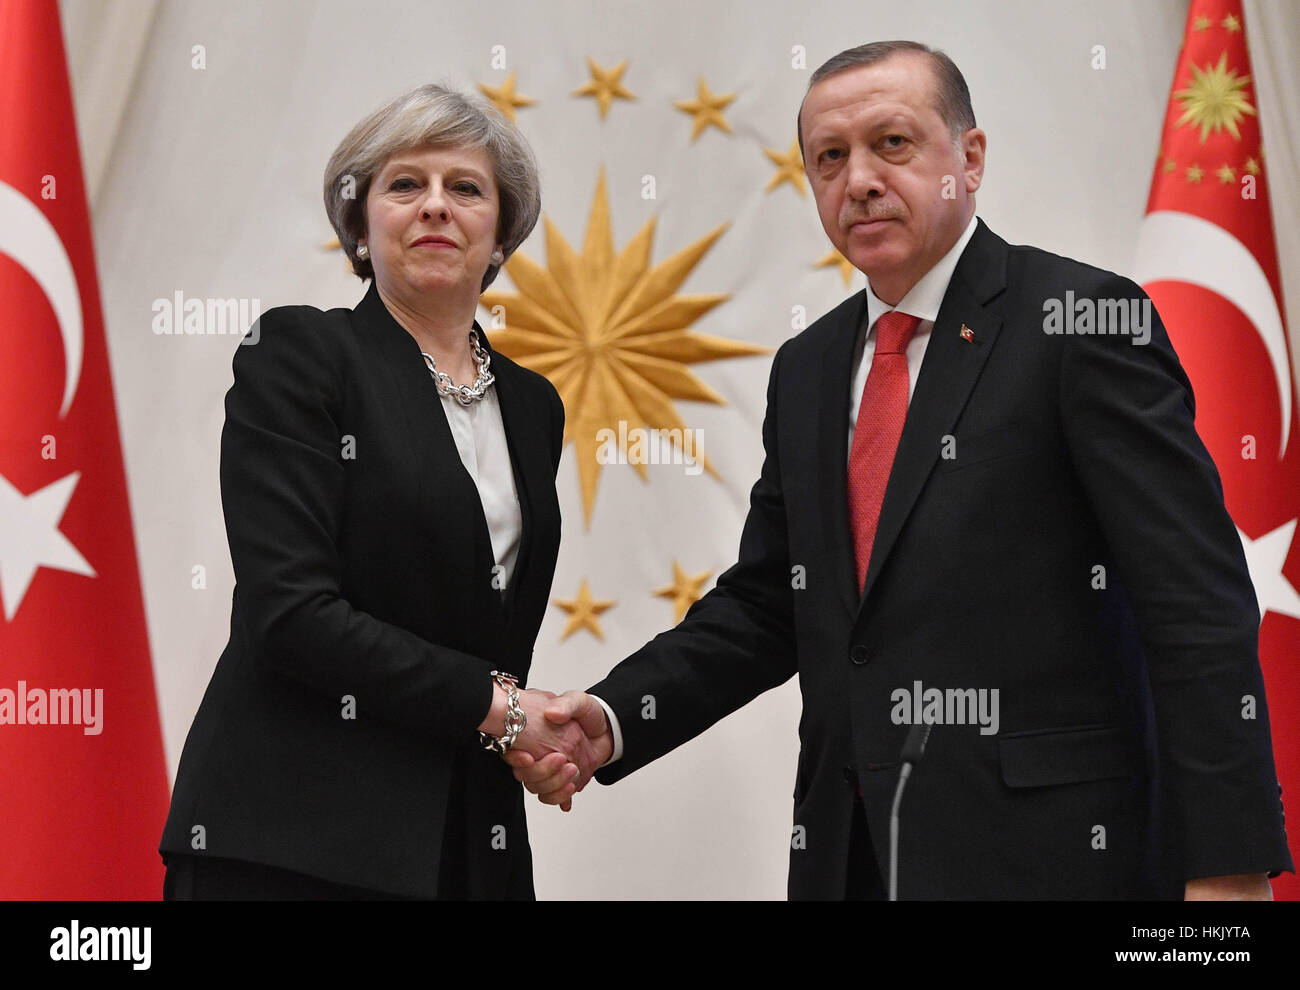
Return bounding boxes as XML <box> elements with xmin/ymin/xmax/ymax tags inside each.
<box><xmin>482</xmin><ymin>169</ymin><xmax>769</xmax><ymax>525</ymax></box>
<box><xmin>1174</xmin><ymin>51</ymin><xmax>1256</xmax><ymax>144</ymax></box>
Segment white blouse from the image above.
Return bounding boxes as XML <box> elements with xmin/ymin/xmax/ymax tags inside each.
<box><xmin>438</xmin><ymin>386</ymin><xmax>522</xmax><ymax>594</ymax></box>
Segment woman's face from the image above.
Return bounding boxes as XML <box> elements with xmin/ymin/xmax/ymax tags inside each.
<box><xmin>360</xmin><ymin>143</ymin><xmax>502</xmax><ymax>305</ymax></box>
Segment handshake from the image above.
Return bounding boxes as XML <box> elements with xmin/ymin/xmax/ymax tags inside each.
<box><xmin>479</xmin><ymin>686</ymin><xmax>613</xmax><ymax>812</ymax></box>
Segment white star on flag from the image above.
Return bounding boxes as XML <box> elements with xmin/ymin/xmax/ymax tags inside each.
<box><xmin>0</xmin><ymin>470</ymin><xmax>96</xmax><ymax>621</ymax></box>
<box><xmin>1237</xmin><ymin>520</ymin><xmax>1300</xmax><ymax>624</ymax></box>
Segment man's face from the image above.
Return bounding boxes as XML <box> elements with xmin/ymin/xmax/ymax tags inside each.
<box><xmin>799</xmin><ymin>54</ymin><xmax>985</xmax><ymax>303</ymax></box>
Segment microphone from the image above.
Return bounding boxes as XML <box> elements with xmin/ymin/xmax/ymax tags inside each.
<box><xmin>889</xmin><ymin>722</ymin><xmax>932</xmax><ymax>901</ymax></box>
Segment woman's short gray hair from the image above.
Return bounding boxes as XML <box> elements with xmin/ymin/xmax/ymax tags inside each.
<box><xmin>323</xmin><ymin>83</ymin><xmax>541</xmax><ymax>292</ymax></box>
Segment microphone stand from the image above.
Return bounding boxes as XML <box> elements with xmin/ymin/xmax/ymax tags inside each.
<box><xmin>888</xmin><ymin>722</ymin><xmax>933</xmax><ymax>902</ymax></box>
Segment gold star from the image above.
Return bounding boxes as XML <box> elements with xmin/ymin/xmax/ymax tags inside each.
<box><xmin>1186</xmin><ymin>163</ymin><xmax>1204</xmax><ymax>183</ymax></box>
<box><xmin>1174</xmin><ymin>51</ymin><xmax>1256</xmax><ymax>143</ymax></box>
<box><xmin>764</xmin><ymin>139</ymin><xmax>807</xmax><ymax>196</ymax></box>
<box><xmin>1216</xmin><ymin>164</ymin><xmax>1237</xmax><ymax>183</ymax></box>
<box><xmin>1193</xmin><ymin>15</ymin><xmax>1211</xmax><ymax>31</ymax></box>
<box><xmin>1221</xmin><ymin>13</ymin><xmax>1242</xmax><ymax>33</ymax></box>
<box><xmin>479</xmin><ymin>71</ymin><xmax>536</xmax><ymax>123</ymax></box>
<box><xmin>1245</xmin><ymin>157</ymin><xmax>1260</xmax><ymax>176</ymax></box>
<box><xmin>554</xmin><ymin>579</ymin><xmax>615</xmax><ymax>641</ymax></box>
<box><xmin>673</xmin><ymin>78</ymin><xmax>737</xmax><ymax>142</ymax></box>
<box><xmin>653</xmin><ymin>562</ymin><xmax>714</xmax><ymax>624</ymax></box>
<box><xmin>814</xmin><ymin>248</ymin><xmax>857</xmax><ymax>287</ymax></box>
<box><xmin>1162</xmin><ymin>158</ymin><xmax>1177</xmax><ymax>173</ymax></box>
<box><xmin>482</xmin><ymin>169</ymin><xmax>769</xmax><ymax>525</ymax></box>
<box><xmin>573</xmin><ymin>58</ymin><xmax>636</xmax><ymax>119</ymax></box>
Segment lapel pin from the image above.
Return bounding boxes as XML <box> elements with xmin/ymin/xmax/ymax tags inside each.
<box><xmin>959</xmin><ymin>324</ymin><xmax>975</xmax><ymax>343</ymax></box>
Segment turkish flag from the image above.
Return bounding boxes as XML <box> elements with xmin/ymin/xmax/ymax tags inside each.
<box><xmin>0</xmin><ymin>0</ymin><xmax>169</xmax><ymax>898</ymax></box>
<box><xmin>1136</xmin><ymin>0</ymin><xmax>1300</xmax><ymax>897</ymax></box>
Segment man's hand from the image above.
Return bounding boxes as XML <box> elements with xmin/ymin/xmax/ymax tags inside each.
<box><xmin>503</xmin><ymin>691</ymin><xmax>613</xmax><ymax>812</ymax></box>
<box><xmin>1184</xmin><ymin>873</ymin><xmax>1273</xmax><ymax>900</ymax></box>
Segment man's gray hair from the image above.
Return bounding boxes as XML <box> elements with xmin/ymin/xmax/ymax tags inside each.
<box><xmin>797</xmin><ymin>41</ymin><xmax>976</xmax><ymax>158</ymax></box>
<box><xmin>323</xmin><ymin>83</ymin><xmax>541</xmax><ymax>292</ymax></box>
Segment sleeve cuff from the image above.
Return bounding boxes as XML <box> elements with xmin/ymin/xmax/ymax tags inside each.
<box><xmin>589</xmin><ymin>694</ymin><xmax>624</xmax><ymax>766</ymax></box>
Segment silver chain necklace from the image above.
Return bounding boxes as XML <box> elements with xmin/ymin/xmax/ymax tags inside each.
<box><xmin>422</xmin><ymin>329</ymin><xmax>495</xmax><ymax>406</ymax></box>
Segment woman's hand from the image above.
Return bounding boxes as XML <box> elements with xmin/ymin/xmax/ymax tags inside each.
<box><xmin>479</xmin><ymin>682</ymin><xmax>610</xmax><ymax>810</ymax></box>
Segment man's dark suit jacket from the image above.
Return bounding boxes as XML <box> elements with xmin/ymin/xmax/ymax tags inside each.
<box><xmin>159</xmin><ymin>281</ymin><xmax>563</xmax><ymax>899</ymax></box>
<box><xmin>591</xmin><ymin>218</ymin><xmax>1293</xmax><ymax>899</ymax></box>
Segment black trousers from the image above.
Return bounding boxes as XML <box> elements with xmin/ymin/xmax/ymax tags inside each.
<box><xmin>845</xmin><ymin>795</ymin><xmax>888</xmax><ymax>900</ymax></box>
<box><xmin>162</xmin><ymin>853</ymin><xmax>413</xmax><ymax>900</ymax></box>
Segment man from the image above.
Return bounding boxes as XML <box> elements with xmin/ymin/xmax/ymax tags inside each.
<box><xmin>508</xmin><ymin>41</ymin><xmax>1292</xmax><ymax>899</ymax></box>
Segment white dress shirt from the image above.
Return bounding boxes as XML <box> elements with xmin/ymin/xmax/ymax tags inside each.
<box><xmin>438</xmin><ymin>385</ymin><xmax>521</xmax><ymax>595</ymax></box>
<box><xmin>594</xmin><ymin>215</ymin><xmax>981</xmax><ymax>767</ymax></box>
<box><xmin>848</xmin><ymin>214</ymin><xmax>979</xmax><ymax>453</ymax></box>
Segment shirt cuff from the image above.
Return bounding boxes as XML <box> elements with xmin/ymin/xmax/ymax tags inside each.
<box><xmin>589</xmin><ymin>694</ymin><xmax>624</xmax><ymax>766</ymax></box>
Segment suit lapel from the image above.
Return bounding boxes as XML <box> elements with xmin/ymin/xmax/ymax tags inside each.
<box><xmin>815</xmin><ymin>292</ymin><xmax>868</xmax><ymax>624</ymax></box>
<box><xmin>353</xmin><ymin>285</ymin><xmax>506</xmax><ymax>624</ymax></box>
<box><xmin>856</xmin><ymin>220</ymin><xmax>1009</xmax><ymax>610</ymax></box>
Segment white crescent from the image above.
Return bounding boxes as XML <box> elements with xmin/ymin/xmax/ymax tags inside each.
<box><xmin>0</xmin><ymin>180</ymin><xmax>83</xmax><ymax>419</ymax></box>
<box><xmin>1134</xmin><ymin>209</ymin><xmax>1291</xmax><ymax>458</ymax></box>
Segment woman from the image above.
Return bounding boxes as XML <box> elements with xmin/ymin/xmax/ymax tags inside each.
<box><xmin>158</xmin><ymin>84</ymin><xmax>595</xmax><ymax>899</ymax></box>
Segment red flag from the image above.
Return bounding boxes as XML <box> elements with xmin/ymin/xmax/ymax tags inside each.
<box><xmin>0</xmin><ymin>0</ymin><xmax>169</xmax><ymax>898</ymax></box>
<box><xmin>1136</xmin><ymin>0</ymin><xmax>1300</xmax><ymax>898</ymax></box>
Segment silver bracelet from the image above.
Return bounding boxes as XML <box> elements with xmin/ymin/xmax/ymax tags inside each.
<box><xmin>479</xmin><ymin>670</ymin><xmax>526</xmax><ymax>753</ymax></box>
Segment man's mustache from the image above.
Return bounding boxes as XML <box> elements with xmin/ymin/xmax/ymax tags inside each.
<box><xmin>841</xmin><ymin>204</ymin><xmax>904</xmax><ymax>226</ymax></box>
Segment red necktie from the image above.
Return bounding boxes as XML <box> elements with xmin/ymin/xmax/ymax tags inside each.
<box><xmin>847</xmin><ymin>311</ymin><xmax>921</xmax><ymax>594</ymax></box>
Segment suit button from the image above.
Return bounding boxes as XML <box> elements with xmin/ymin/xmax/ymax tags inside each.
<box><xmin>850</xmin><ymin>645</ymin><xmax>869</xmax><ymax>665</ymax></box>
<box><xmin>842</xmin><ymin>766</ymin><xmax>856</xmax><ymax>785</ymax></box>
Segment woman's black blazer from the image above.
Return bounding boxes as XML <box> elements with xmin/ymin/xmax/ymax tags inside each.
<box><xmin>158</xmin><ymin>281</ymin><xmax>563</xmax><ymax>898</ymax></box>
